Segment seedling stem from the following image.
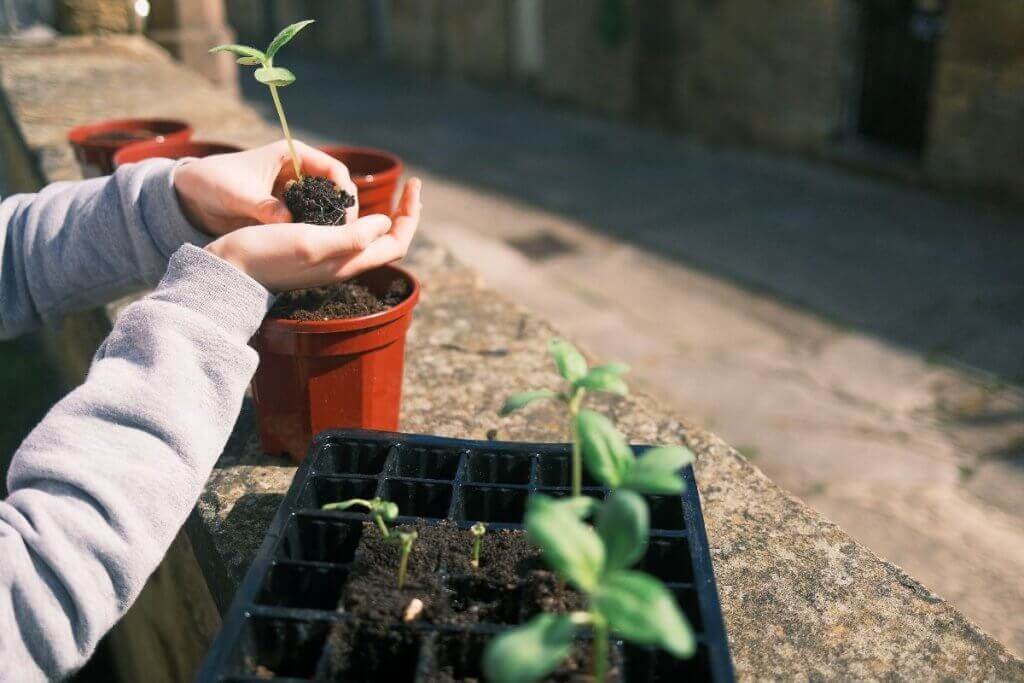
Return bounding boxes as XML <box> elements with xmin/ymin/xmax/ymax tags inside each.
<box><xmin>396</xmin><ymin>530</ymin><xmax>417</xmax><ymax>589</ymax></box>
<box><xmin>568</xmin><ymin>388</ymin><xmax>585</xmax><ymax>498</ymax></box>
<box><xmin>591</xmin><ymin>610</ymin><xmax>610</xmax><ymax>683</ymax></box>
<box><xmin>267</xmin><ymin>81</ymin><xmax>302</xmax><ymax>180</ymax></box>
<box><xmin>470</xmin><ymin>521</ymin><xmax>487</xmax><ymax>569</ymax></box>
<box><xmin>321</xmin><ymin>497</ymin><xmax>398</xmax><ymax>538</ymax></box>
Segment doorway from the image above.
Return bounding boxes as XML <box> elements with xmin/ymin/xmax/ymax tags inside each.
<box><xmin>856</xmin><ymin>0</ymin><xmax>945</xmax><ymax>154</ymax></box>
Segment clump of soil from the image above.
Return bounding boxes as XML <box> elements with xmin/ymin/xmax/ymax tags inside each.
<box><xmin>270</xmin><ymin>277</ymin><xmax>410</xmax><ymax>321</ymax></box>
<box><xmin>284</xmin><ymin>175</ymin><xmax>355</xmax><ymax>226</ymax></box>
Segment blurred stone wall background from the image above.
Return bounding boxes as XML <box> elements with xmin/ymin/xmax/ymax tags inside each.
<box><xmin>221</xmin><ymin>0</ymin><xmax>1024</xmax><ymax>203</ymax></box>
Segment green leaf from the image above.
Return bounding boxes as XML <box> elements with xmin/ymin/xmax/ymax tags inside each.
<box><xmin>574</xmin><ymin>367</ymin><xmax>629</xmax><ymax>396</ymax></box>
<box><xmin>500</xmin><ymin>390</ymin><xmax>559</xmax><ymax>416</ymax></box>
<box><xmin>549</xmin><ymin>495</ymin><xmax>599</xmax><ymax>520</ymax></box>
<box><xmin>596</xmin><ymin>490</ymin><xmax>648</xmax><ymax>573</ymax></box>
<box><xmin>549</xmin><ymin>338</ymin><xmax>588</xmax><ymax>382</ymax></box>
<box><xmin>593</xmin><ymin>571</ymin><xmax>696</xmax><ymax>658</ymax></box>
<box><xmin>379</xmin><ymin>500</ymin><xmax>399</xmax><ymax>522</ymax></box>
<box><xmin>482</xmin><ymin>614</ymin><xmax>575</xmax><ymax>683</ymax></box>
<box><xmin>576</xmin><ymin>409</ymin><xmax>634</xmax><ymax>488</ymax></box>
<box><xmin>254</xmin><ymin>66</ymin><xmax>296</xmax><ymax>87</ymax></box>
<box><xmin>209</xmin><ymin>43</ymin><xmax>266</xmax><ymax>63</ymax></box>
<box><xmin>236</xmin><ymin>56</ymin><xmax>262</xmax><ymax>66</ymax></box>
<box><xmin>621</xmin><ymin>446</ymin><xmax>694</xmax><ymax>495</ymax></box>
<box><xmin>592</xmin><ymin>362</ymin><xmax>630</xmax><ymax>375</ymax></box>
<box><xmin>526</xmin><ymin>495</ymin><xmax>604</xmax><ymax>592</ymax></box>
<box><xmin>266</xmin><ymin>19</ymin><xmax>315</xmax><ymax>59</ymax></box>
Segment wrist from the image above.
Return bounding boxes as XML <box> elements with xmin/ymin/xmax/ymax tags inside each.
<box><xmin>172</xmin><ymin>160</ymin><xmax>213</xmax><ymax>236</ymax></box>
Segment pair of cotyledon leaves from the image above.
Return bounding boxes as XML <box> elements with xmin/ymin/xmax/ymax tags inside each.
<box><xmin>210</xmin><ymin>19</ymin><xmax>315</xmax><ymax>88</ymax></box>
<box><xmin>482</xmin><ymin>491</ymin><xmax>695</xmax><ymax>683</ymax></box>
<box><xmin>502</xmin><ymin>338</ymin><xmax>695</xmax><ymax>494</ymax></box>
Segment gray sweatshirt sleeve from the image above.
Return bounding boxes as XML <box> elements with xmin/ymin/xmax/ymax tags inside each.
<box><xmin>0</xmin><ymin>158</ymin><xmax>212</xmax><ymax>339</ymax></box>
<box><xmin>0</xmin><ymin>245</ymin><xmax>273</xmax><ymax>680</ymax></box>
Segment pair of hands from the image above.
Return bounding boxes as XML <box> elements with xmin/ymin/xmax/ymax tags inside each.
<box><xmin>172</xmin><ymin>140</ymin><xmax>421</xmax><ymax>292</ymax></box>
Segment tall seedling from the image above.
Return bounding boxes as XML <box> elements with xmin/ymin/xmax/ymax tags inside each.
<box><xmin>210</xmin><ymin>20</ymin><xmax>314</xmax><ymax>181</ymax></box>
<box><xmin>502</xmin><ymin>338</ymin><xmax>695</xmax><ymax>499</ymax></box>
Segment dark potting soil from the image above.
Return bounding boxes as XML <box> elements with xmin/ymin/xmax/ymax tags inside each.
<box><xmin>85</xmin><ymin>129</ymin><xmax>158</xmax><ymax>143</ymax></box>
<box><xmin>284</xmin><ymin>175</ymin><xmax>355</xmax><ymax>226</ymax></box>
<box><xmin>319</xmin><ymin>522</ymin><xmax>589</xmax><ymax>681</ymax></box>
<box><xmin>269</xmin><ymin>277</ymin><xmax>410</xmax><ymax>321</ymax></box>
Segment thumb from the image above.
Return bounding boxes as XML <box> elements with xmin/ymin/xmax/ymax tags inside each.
<box><xmin>325</xmin><ymin>214</ymin><xmax>393</xmax><ymax>254</ymax></box>
<box><xmin>254</xmin><ymin>197</ymin><xmax>292</xmax><ymax>224</ymax></box>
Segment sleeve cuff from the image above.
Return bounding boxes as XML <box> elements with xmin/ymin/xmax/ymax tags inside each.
<box><xmin>137</xmin><ymin>158</ymin><xmax>215</xmax><ymax>258</ymax></box>
<box><xmin>150</xmin><ymin>244</ymin><xmax>275</xmax><ymax>342</ymax></box>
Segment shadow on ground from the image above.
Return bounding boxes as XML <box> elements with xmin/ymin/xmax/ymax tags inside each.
<box><xmin>244</xmin><ymin>58</ymin><xmax>1024</xmax><ymax>385</ymax></box>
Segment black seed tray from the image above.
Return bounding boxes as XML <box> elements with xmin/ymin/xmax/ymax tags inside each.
<box><xmin>197</xmin><ymin>430</ymin><xmax>733</xmax><ymax>682</ymax></box>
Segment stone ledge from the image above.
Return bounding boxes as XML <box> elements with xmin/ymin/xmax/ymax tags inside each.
<box><xmin>1</xmin><ymin>35</ymin><xmax>1022</xmax><ymax>681</ymax></box>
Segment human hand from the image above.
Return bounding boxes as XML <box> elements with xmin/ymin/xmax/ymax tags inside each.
<box><xmin>205</xmin><ymin>178</ymin><xmax>421</xmax><ymax>292</ymax></box>
<box><xmin>172</xmin><ymin>139</ymin><xmax>359</xmax><ymax>235</ymax></box>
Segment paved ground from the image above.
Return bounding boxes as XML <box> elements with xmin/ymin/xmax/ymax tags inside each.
<box><xmin>242</xmin><ymin>59</ymin><xmax>1024</xmax><ymax>655</ymax></box>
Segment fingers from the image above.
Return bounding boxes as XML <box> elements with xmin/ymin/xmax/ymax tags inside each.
<box><xmin>334</xmin><ymin>178</ymin><xmax>421</xmax><ymax>276</ymax></box>
<box><xmin>253</xmin><ymin>196</ymin><xmax>291</xmax><ymax>224</ymax></box>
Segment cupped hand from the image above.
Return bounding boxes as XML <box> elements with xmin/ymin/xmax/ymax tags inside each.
<box><xmin>206</xmin><ymin>178</ymin><xmax>421</xmax><ymax>292</ymax></box>
<box><xmin>172</xmin><ymin>139</ymin><xmax>359</xmax><ymax>235</ymax></box>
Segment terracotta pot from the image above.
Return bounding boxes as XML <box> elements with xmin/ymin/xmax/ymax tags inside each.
<box><xmin>113</xmin><ymin>139</ymin><xmax>243</xmax><ymax>168</ymax></box>
<box><xmin>319</xmin><ymin>146</ymin><xmax>404</xmax><ymax>216</ymax></box>
<box><xmin>251</xmin><ymin>265</ymin><xmax>421</xmax><ymax>462</ymax></box>
<box><xmin>67</xmin><ymin>118</ymin><xmax>192</xmax><ymax>177</ymax></box>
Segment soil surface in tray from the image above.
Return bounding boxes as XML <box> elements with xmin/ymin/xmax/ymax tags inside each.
<box><xmin>319</xmin><ymin>521</ymin><xmax>597</xmax><ymax>681</ymax></box>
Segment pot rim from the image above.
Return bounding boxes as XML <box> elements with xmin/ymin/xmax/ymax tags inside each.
<box><xmin>67</xmin><ymin>118</ymin><xmax>193</xmax><ymax>150</ymax></box>
<box><xmin>261</xmin><ymin>263</ymin><xmax>421</xmax><ymax>334</ymax></box>
<box><xmin>318</xmin><ymin>145</ymin><xmax>404</xmax><ymax>186</ymax></box>
<box><xmin>113</xmin><ymin>139</ymin><xmax>244</xmax><ymax>167</ymax></box>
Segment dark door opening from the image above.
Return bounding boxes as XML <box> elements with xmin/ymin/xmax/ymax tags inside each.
<box><xmin>857</xmin><ymin>0</ymin><xmax>944</xmax><ymax>154</ymax></box>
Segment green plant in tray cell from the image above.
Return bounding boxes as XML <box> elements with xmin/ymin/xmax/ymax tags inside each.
<box><xmin>395</xmin><ymin>530</ymin><xmax>417</xmax><ymax>589</ymax></box>
<box><xmin>469</xmin><ymin>521</ymin><xmax>487</xmax><ymax>569</ymax></box>
<box><xmin>321</xmin><ymin>497</ymin><xmax>398</xmax><ymax>538</ymax></box>
<box><xmin>483</xmin><ymin>490</ymin><xmax>695</xmax><ymax>683</ymax></box>
<box><xmin>210</xmin><ymin>19</ymin><xmax>314</xmax><ymax>181</ymax></box>
<box><xmin>502</xmin><ymin>337</ymin><xmax>696</xmax><ymax>499</ymax></box>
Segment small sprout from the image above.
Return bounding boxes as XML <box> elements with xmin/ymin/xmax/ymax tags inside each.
<box><xmin>321</xmin><ymin>497</ymin><xmax>398</xmax><ymax>538</ymax></box>
<box><xmin>482</xmin><ymin>491</ymin><xmax>695</xmax><ymax>683</ymax></box>
<box><xmin>470</xmin><ymin>521</ymin><xmax>487</xmax><ymax>569</ymax></box>
<box><xmin>395</xmin><ymin>530</ymin><xmax>417</xmax><ymax>590</ymax></box>
<box><xmin>210</xmin><ymin>19</ymin><xmax>314</xmax><ymax>180</ymax></box>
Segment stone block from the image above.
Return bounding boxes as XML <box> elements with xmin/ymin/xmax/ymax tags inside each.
<box><xmin>56</xmin><ymin>0</ymin><xmax>135</xmax><ymax>34</ymax></box>
<box><xmin>441</xmin><ymin>0</ymin><xmax>512</xmax><ymax>82</ymax></box>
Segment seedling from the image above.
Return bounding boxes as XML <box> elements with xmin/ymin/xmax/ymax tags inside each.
<box><xmin>395</xmin><ymin>530</ymin><xmax>417</xmax><ymax>589</ymax></box>
<box><xmin>321</xmin><ymin>497</ymin><xmax>398</xmax><ymax>538</ymax></box>
<box><xmin>210</xmin><ymin>20</ymin><xmax>314</xmax><ymax>181</ymax></box>
<box><xmin>502</xmin><ymin>338</ymin><xmax>695</xmax><ymax>498</ymax></box>
<box><xmin>483</xmin><ymin>491</ymin><xmax>694</xmax><ymax>682</ymax></box>
<box><xmin>469</xmin><ymin>521</ymin><xmax>487</xmax><ymax>569</ymax></box>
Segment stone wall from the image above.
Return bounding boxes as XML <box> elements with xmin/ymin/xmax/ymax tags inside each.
<box><xmin>56</xmin><ymin>0</ymin><xmax>134</xmax><ymax>34</ymax></box>
<box><xmin>926</xmin><ymin>0</ymin><xmax>1024</xmax><ymax>199</ymax></box>
<box><xmin>672</xmin><ymin>0</ymin><xmax>844</xmax><ymax>149</ymax></box>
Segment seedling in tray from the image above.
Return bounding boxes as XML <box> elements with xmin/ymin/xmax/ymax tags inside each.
<box><xmin>395</xmin><ymin>529</ymin><xmax>418</xmax><ymax>589</ymax></box>
<box><xmin>469</xmin><ymin>521</ymin><xmax>487</xmax><ymax>569</ymax></box>
<box><xmin>484</xmin><ymin>489</ymin><xmax>695</xmax><ymax>682</ymax></box>
<box><xmin>502</xmin><ymin>338</ymin><xmax>695</xmax><ymax>499</ymax></box>
<box><xmin>321</xmin><ymin>496</ymin><xmax>398</xmax><ymax>537</ymax></box>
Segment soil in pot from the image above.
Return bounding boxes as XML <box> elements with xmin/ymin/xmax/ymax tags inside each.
<box><xmin>270</xmin><ymin>277</ymin><xmax>411</xmax><ymax>321</ymax></box>
<box><xmin>85</xmin><ymin>128</ymin><xmax>159</xmax><ymax>144</ymax></box>
<box><xmin>284</xmin><ymin>175</ymin><xmax>355</xmax><ymax>226</ymax></box>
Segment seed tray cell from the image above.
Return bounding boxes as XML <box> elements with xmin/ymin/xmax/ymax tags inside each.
<box><xmin>199</xmin><ymin>430</ymin><xmax>733</xmax><ymax>682</ymax></box>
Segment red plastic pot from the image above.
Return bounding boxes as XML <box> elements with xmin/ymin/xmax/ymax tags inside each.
<box><xmin>319</xmin><ymin>146</ymin><xmax>404</xmax><ymax>216</ymax></box>
<box><xmin>251</xmin><ymin>265</ymin><xmax>421</xmax><ymax>462</ymax></box>
<box><xmin>68</xmin><ymin>118</ymin><xmax>192</xmax><ymax>176</ymax></box>
<box><xmin>113</xmin><ymin>139</ymin><xmax>243</xmax><ymax>168</ymax></box>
